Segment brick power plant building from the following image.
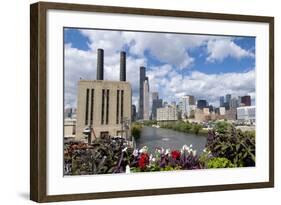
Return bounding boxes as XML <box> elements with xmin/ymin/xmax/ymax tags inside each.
<box><xmin>75</xmin><ymin>49</ymin><xmax>132</xmax><ymax>142</ymax></box>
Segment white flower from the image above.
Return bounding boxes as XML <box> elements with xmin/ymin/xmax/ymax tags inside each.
<box><xmin>165</xmin><ymin>148</ymin><xmax>171</xmax><ymax>155</ymax></box>
<box><xmin>125</xmin><ymin>165</ymin><xmax>130</xmax><ymax>174</ymax></box>
<box><xmin>192</xmin><ymin>150</ymin><xmax>197</xmax><ymax>156</ymax></box>
<box><xmin>149</xmin><ymin>154</ymin><xmax>153</xmax><ymax>161</ymax></box>
<box><xmin>190</xmin><ymin>144</ymin><xmax>193</xmax><ymax>148</ymax></box>
<box><xmin>152</xmin><ymin>157</ymin><xmax>156</xmax><ymax>162</ymax></box>
<box><xmin>203</xmin><ymin>148</ymin><xmax>207</xmax><ymax>153</ymax></box>
<box><xmin>132</xmin><ymin>149</ymin><xmax>139</xmax><ymax>157</ymax></box>
<box><xmin>139</xmin><ymin>146</ymin><xmax>148</xmax><ymax>153</ymax></box>
<box><xmin>182</xmin><ymin>145</ymin><xmax>189</xmax><ymax>151</ymax></box>
<box><xmin>122</xmin><ymin>147</ymin><xmax>128</xmax><ymax>152</ymax></box>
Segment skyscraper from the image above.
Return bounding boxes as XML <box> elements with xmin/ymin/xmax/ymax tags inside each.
<box><xmin>241</xmin><ymin>95</ymin><xmax>251</xmax><ymax>106</ymax></box>
<box><xmin>139</xmin><ymin>66</ymin><xmax>146</xmax><ymax>119</ymax></box>
<box><xmin>180</xmin><ymin>95</ymin><xmax>195</xmax><ymax>118</ymax></box>
<box><xmin>131</xmin><ymin>104</ymin><xmax>137</xmax><ymax>122</ymax></box>
<box><xmin>151</xmin><ymin>92</ymin><xmax>159</xmax><ymax>101</ymax></box>
<box><xmin>151</xmin><ymin>92</ymin><xmax>163</xmax><ymax>120</ymax></box>
<box><xmin>219</xmin><ymin>96</ymin><xmax>225</xmax><ymax>107</ymax></box>
<box><xmin>143</xmin><ymin>78</ymin><xmax>150</xmax><ymax>120</ymax></box>
<box><xmin>225</xmin><ymin>94</ymin><xmax>231</xmax><ymax>110</ymax></box>
<box><xmin>230</xmin><ymin>97</ymin><xmax>239</xmax><ymax>108</ymax></box>
<box><xmin>197</xmin><ymin>99</ymin><xmax>207</xmax><ymax>109</ymax></box>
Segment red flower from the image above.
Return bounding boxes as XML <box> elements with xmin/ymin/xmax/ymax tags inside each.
<box><xmin>171</xmin><ymin>150</ymin><xmax>181</xmax><ymax>160</ymax></box>
<box><xmin>138</xmin><ymin>153</ymin><xmax>149</xmax><ymax>169</ymax></box>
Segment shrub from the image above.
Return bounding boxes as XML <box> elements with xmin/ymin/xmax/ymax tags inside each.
<box><xmin>206</xmin><ymin>123</ymin><xmax>255</xmax><ymax>167</ymax></box>
<box><xmin>131</xmin><ymin>125</ymin><xmax>142</xmax><ymax>139</ymax></box>
<box><xmin>193</xmin><ymin>124</ymin><xmax>203</xmax><ymax>135</ymax></box>
<box><xmin>206</xmin><ymin>157</ymin><xmax>235</xmax><ymax>168</ymax></box>
<box><xmin>64</xmin><ymin>137</ymin><xmax>133</xmax><ymax>175</ymax></box>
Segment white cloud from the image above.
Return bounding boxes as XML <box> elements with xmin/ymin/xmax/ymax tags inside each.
<box><xmin>64</xmin><ymin>29</ymin><xmax>255</xmax><ymax>109</ymax></box>
<box><xmin>64</xmin><ymin>43</ymin><xmax>147</xmax><ymax>108</ymax></box>
<box><xmin>146</xmin><ymin>66</ymin><xmax>255</xmax><ymax>107</ymax></box>
<box><xmin>206</xmin><ymin>39</ymin><xmax>254</xmax><ymax>62</ymax></box>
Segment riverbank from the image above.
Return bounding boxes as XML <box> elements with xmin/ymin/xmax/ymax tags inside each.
<box><xmin>159</xmin><ymin>121</ymin><xmax>209</xmax><ymax>136</ymax></box>
<box><xmin>135</xmin><ymin>126</ymin><xmax>207</xmax><ymax>153</ymax></box>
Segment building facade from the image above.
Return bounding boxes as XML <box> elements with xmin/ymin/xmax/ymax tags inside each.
<box><xmin>180</xmin><ymin>95</ymin><xmax>195</xmax><ymax>119</ymax></box>
<box><xmin>76</xmin><ymin>49</ymin><xmax>132</xmax><ymax>141</ymax></box>
<box><xmin>64</xmin><ymin>118</ymin><xmax>76</xmax><ymax>138</ymax></box>
<box><xmin>219</xmin><ymin>96</ymin><xmax>225</xmax><ymax>107</ymax></box>
<box><xmin>131</xmin><ymin>104</ymin><xmax>137</xmax><ymax>122</ymax></box>
<box><xmin>230</xmin><ymin>97</ymin><xmax>239</xmax><ymax>109</ymax></box>
<box><xmin>156</xmin><ymin>106</ymin><xmax>178</xmax><ymax>121</ymax></box>
<box><xmin>219</xmin><ymin>107</ymin><xmax>226</xmax><ymax>115</ymax></box>
<box><xmin>76</xmin><ymin>80</ymin><xmax>132</xmax><ymax>140</ymax></box>
<box><xmin>143</xmin><ymin>78</ymin><xmax>150</xmax><ymax>120</ymax></box>
<box><xmin>138</xmin><ymin>66</ymin><xmax>146</xmax><ymax>119</ymax></box>
<box><xmin>237</xmin><ymin>106</ymin><xmax>255</xmax><ymax>122</ymax></box>
<box><xmin>241</xmin><ymin>95</ymin><xmax>251</xmax><ymax>106</ymax></box>
<box><xmin>197</xmin><ymin>99</ymin><xmax>207</xmax><ymax>109</ymax></box>
<box><xmin>151</xmin><ymin>98</ymin><xmax>163</xmax><ymax>120</ymax></box>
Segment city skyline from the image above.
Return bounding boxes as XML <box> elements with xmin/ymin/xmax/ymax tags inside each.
<box><xmin>64</xmin><ymin>28</ymin><xmax>255</xmax><ymax>110</ymax></box>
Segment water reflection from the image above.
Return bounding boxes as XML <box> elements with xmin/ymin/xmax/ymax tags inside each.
<box><xmin>136</xmin><ymin>126</ymin><xmax>207</xmax><ymax>154</ymax></box>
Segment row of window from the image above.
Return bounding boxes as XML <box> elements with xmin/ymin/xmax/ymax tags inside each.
<box><xmin>85</xmin><ymin>89</ymin><xmax>124</xmax><ymax>125</ymax></box>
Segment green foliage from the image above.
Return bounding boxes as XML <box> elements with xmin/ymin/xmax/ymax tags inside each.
<box><xmin>206</xmin><ymin>157</ymin><xmax>235</xmax><ymax>168</ymax></box>
<box><xmin>214</xmin><ymin>121</ymin><xmax>231</xmax><ymax>134</ymax></box>
<box><xmin>65</xmin><ymin>137</ymin><xmax>133</xmax><ymax>175</ymax></box>
<box><xmin>193</xmin><ymin>124</ymin><xmax>203</xmax><ymax>135</ymax></box>
<box><xmin>131</xmin><ymin>125</ymin><xmax>142</xmax><ymax>139</ymax></box>
<box><xmin>160</xmin><ymin>121</ymin><xmax>205</xmax><ymax>135</ymax></box>
<box><xmin>160</xmin><ymin>166</ymin><xmax>181</xmax><ymax>171</ymax></box>
<box><xmin>207</xmin><ymin>124</ymin><xmax>255</xmax><ymax>167</ymax></box>
<box><xmin>143</xmin><ymin>120</ymin><xmax>157</xmax><ymax>126</ymax></box>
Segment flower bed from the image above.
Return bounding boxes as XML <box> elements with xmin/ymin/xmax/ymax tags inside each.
<box><xmin>64</xmin><ymin>123</ymin><xmax>255</xmax><ymax>175</ymax></box>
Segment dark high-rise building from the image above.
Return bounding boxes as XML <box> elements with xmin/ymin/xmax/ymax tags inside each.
<box><xmin>241</xmin><ymin>95</ymin><xmax>251</xmax><ymax>106</ymax></box>
<box><xmin>139</xmin><ymin>66</ymin><xmax>146</xmax><ymax>119</ymax></box>
<box><xmin>151</xmin><ymin>92</ymin><xmax>159</xmax><ymax>101</ymax></box>
<box><xmin>197</xmin><ymin>100</ymin><xmax>207</xmax><ymax>109</ymax></box>
<box><xmin>219</xmin><ymin>96</ymin><xmax>225</xmax><ymax>107</ymax></box>
<box><xmin>225</xmin><ymin>94</ymin><xmax>231</xmax><ymax>104</ymax></box>
<box><xmin>230</xmin><ymin>97</ymin><xmax>239</xmax><ymax>108</ymax></box>
<box><xmin>152</xmin><ymin>99</ymin><xmax>163</xmax><ymax>120</ymax></box>
<box><xmin>224</xmin><ymin>94</ymin><xmax>231</xmax><ymax>110</ymax></box>
<box><xmin>131</xmin><ymin>104</ymin><xmax>137</xmax><ymax>122</ymax></box>
<box><xmin>208</xmin><ymin>105</ymin><xmax>214</xmax><ymax>113</ymax></box>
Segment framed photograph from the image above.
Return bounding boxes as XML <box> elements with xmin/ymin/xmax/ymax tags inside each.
<box><xmin>30</xmin><ymin>1</ymin><xmax>274</xmax><ymax>202</ymax></box>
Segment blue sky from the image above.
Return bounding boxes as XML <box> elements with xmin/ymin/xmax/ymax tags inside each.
<box><xmin>64</xmin><ymin>28</ymin><xmax>255</xmax><ymax>109</ymax></box>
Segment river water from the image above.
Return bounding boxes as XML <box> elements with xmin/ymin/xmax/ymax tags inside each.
<box><xmin>135</xmin><ymin>127</ymin><xmax>207</xmax><ymax>154</ymax></box>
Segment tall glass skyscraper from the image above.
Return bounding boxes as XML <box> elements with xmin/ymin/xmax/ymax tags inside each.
<box><xmin>138</xmin><ymin>66</ymin><xmax>146</xmax><ymax>119</ymax></box>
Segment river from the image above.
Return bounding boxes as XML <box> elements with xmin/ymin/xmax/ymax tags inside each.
<box><xmin>135</xmin><ymin>126</ymin><xmax>207</xmax><ymax>154</ymax></box>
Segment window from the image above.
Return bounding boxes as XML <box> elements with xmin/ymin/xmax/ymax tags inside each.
<box><xmin>90</xmin><ymin>89</ymin><xmax>94</xmax><ymax>124</ymax></box>
<box><xmin>101</xmin><ymin>89</ymin><xmax>105</xmax><ymax>124</ymax></box>
<box><xmin>121</xmin><ymin>90</ymin><xmax>124</xmax><ymax>122</ymax></box>
<box><xmin>106</xmin><ymin>89</ymin><xmax>109</xmax><ymax>124</ymax></box>
<box><xmin>85</xmin><ymin>89</ymin><xmax>89</xmax><ymax>125</ymax></box>
<box><xmin>116</xmin><ymin>90</ymin><xmax>119</xmax><ymax>124</ymax></box>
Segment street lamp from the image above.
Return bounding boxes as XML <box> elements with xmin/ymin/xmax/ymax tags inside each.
<box><xmin>83</xmin><ymin>125</ymin><xmax>92</xmax><ymax>144</ymax></box>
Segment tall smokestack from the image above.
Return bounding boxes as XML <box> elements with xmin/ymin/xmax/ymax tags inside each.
<box><xmin>96</xmin><ymin>48</ymin><xmax>104</xmax><ymax>80</ymax></box>
<box><xmin>120</xmin><ymin>51</ymin><xmax>126</xmax><ymax>81</ymax></box>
